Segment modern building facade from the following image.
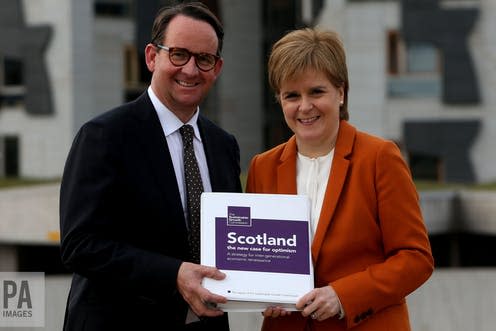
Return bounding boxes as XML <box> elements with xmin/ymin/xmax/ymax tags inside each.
<box><xmin>317</xmin><ymin>0</ymin><xmax>495</xmax><ymax>183</ymax></box>
<box><xmin>1</xmin><ymin>0</ymin><xmax>495</xmax><ymax>184</ymax></box>
<box><xmin>0</xmin><ymin>0</ymin><xmax>265</xmax><ymax>179</ymax></box>
<box><xmin>1</xmin><ymin>1</ymin><xmax>495</xmax><ymax>330</ymax></box>
<box><xmin>0</xmin><ymin>0</ymin><xmax>133</xmax><ymax>179</ymax></box>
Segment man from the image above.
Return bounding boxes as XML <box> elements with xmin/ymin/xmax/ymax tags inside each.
<box><xmin>59</xmin><ymin>3</ymin><xmax>241</xmax><ymax>330</ymax></box>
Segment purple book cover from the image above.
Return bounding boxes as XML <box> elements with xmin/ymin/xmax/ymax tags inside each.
<box><xmin>214</xmin><ymin>206</ymin><xmax>310</xmax><ymax>275</ymax></box>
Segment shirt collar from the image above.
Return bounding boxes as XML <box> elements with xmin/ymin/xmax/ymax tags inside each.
<box><xmin>148</xmin><ymin>86</ymin><xmax>202</xmax><ymax>141</ymax></box>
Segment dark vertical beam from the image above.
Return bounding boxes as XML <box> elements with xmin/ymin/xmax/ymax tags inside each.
<box><xmin>401</xmin><ymin>0</ymin><xmax>480</xmax><ymax>104</ymax></box>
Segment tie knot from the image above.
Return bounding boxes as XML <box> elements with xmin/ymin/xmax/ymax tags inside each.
<box><xmin>180</xmin><ymin>124</ymin><xmax>194</xmax><ymax>146</ymax></box>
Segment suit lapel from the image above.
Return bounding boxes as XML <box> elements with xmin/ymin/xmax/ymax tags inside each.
<box><xmin>311</xmin><ymin>121</ymin><xmax>355</xmax><ymax>263</ymax></box>
<box><xmin>131</xmin><ymin>93</ymin><xmax>184</xmax><ymax>221</ymax></box>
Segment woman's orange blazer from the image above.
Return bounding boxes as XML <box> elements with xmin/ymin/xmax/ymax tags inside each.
<box><xmin>246</xmin><ymin>120</ymin><xmax>434</xmax><ymax>331</ymax></box>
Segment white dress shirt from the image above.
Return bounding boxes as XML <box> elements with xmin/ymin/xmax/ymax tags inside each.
<box><xmin>148</xmin><ymin>86</ymin><xmax>212</xmax><ymax>229</ymax></box>
<box><xmin>296</xmin><ymin>150</ymin><xmax>334</xmax><ymax>236</ymax></box>
<box><xmin>148</xmin><ymin>86</ymin><xmax>213</xmax><ymax>323</ymax></box>
<box><xmin>296</xmin><ymin>149</ymin><xmax>345</xmax><ymax>319</ymax></box>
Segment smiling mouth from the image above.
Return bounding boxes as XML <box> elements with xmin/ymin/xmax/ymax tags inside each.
<box><xmin>298</xmin><ymin>116</ymin><xmax>319</xmax><ymax>124</ymax></box>
<box><xmin>176</xmin><ymin>79</ymin><xmax>198</xmax><ymax>87</ymax></box>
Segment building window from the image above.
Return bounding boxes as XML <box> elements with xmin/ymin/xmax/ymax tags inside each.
<box><xmin>387</xmin><ymin>30</ymin><xmax>441</xmax><ymax>98</ymax></box>
<box><xmin>407</xmin><ymin>43</ymin><xmax>438</xmax><ymax>73</ymax></box>
<box><xmin>408</xmin><ymin>153</ymin><xmax>443</xmax><ymax>182</ymax></box>
<box><xmin>1</xmin><ymin>136</ymin><xmax>20</xmax><ymax>178</ymax></box>
<box><xmin>124</xmin><ymin>44</ymin><xmax>139</xmax><ymax>86</ymax></box>
<box><xmin>123</xmin><ymin>44</ymin><xmax>147</xmax><ymax>102</ymax></box>
<box><xmin>0</xmin><ymin>56</ymin><xmax>25</xmax><ymax>106</ymax></box>
<box><xmin>387</xmin><ymin>31</ymin><xmax>400</xmax><ymax>75</ymax></box>
<box><xmin>94</xmin><ymin>0</ymin><xmax>132</xmax><ymax>17</ymax></box>
<box><xmin>4</xmin><ymin>58</ymin><xmax>24</xmax><ymax>85</ymax></box>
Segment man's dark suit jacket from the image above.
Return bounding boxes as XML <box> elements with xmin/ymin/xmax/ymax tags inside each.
<box><xmin>59</xmin><ymin>92</ymin><xmax>242</xmax><ymax>330</ymax></box>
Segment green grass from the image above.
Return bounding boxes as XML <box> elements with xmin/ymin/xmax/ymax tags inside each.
<box><xmin>0</xmin><ymin>177</ymin><xmax>60</xmax><ymax>189</ymax></box>
<box><xmin>240</xmin><ymin>175</ymin><xmax>496</xmax><ymax>192</ymax></box>
<box><xmin>2</xmin><ymin>175</ymin><xmax>496</xmax><ymax>192</ymax></box>
<box><xmin>466</xmin><ymin>181</ymin><xmax>496</xmax><ymax>190</ymax></box>
<box><xmin>414</xmin><ymin>180</ymin><xmax>496</xmax><ymax>191</ymax></box>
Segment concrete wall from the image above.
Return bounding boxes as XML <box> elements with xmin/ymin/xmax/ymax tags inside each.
<box><xmin>0</xmin><ymin>184</ymin><xmax>495</xmax><ymax>329</ymax></box>
<box><xmin>420</xmin><ymin>190</ymin><xmax>496</xmax><ymax>235</ymax></box>
<box><xmin>93</xmin><ymin>17</ymin><xmax>133</xmax><ymax>117</ymax></box>
<box><xmin>0</xmin><ymin>184</ymin><xmax>495</xmax><ymax>331</ymax></box>
<box><xmin>0</xmin><ymin>0</ymin><xmax>74</xmax><ymax>178</ymax></box>
<box><xmin>218</xmin><ymin>0</ymin><xmax>264</xmax><ymax>171</ymax></box>
<box><xmin>232</xmin><ymin>268</ymin><xmax>496</xmax><ymax>331</ymax></box>
<box><xmin>0</xmin><ymin>184</ymin><xmax>60</xmax><ymax>244</ymax></box>
<box><xmin>470</xmin><ymin>0</ymin><xmax>496</xmax><ymax>182</ymax></box>
<box><xmin>407</xmin><ymin>269</ymin><xmax>496</xmax><ymax>331</ymax></box>
<box><xmin>0</xmin><ymin>0</ymin><xmax>132</xmax><ymax>178</ymax></box>
<box><xmin>3</xmin><ymin>183</ymin><xmax>495</xmax><ymax>245</ymax></box>
<box><xmin>318</xmin><ymin>0</ymin><xmax>398</xmax><ymax>137</ymax></box>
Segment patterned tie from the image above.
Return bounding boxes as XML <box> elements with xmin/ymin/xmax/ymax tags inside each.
<box><xmin>179</xmin><ymin>124</ymin><xmax>204</xmax><ymax>264</ymax></box>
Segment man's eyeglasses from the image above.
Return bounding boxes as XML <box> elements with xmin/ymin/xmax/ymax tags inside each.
<box><xmin>154</xmin><ymin>44</ymin><xmax>220</xmax><ymax>72</ymax></box>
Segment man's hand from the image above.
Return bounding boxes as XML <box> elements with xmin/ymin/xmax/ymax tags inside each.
<box><xmin>262</xmin><ymin>306</ymin><xmax>293</xmax><ymax>318</ymax></box>
<box><xmin>177</xmin><ymin>262</ymin><xmax>228</xmax><ymax>317</ymax></box>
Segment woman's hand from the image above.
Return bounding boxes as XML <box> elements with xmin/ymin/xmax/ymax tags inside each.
<box><xmin>295</xmin><ymin>285</ymin><xmax>341</xmax><ymax>321</ymax></box>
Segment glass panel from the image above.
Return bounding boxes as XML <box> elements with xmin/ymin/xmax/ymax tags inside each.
<box><xmin>407</xmin><ymin>43</ymin><xmax>437</xmax><ymax>73</ymax></box>
<box><xmin>388</xmin><ymin>76</ymin><xmax>441</xmax><ymax>98</ymax></box>
<box><xmin>4</xmin><ymin>136</ymin><xmax>19</xmax><ymax>177</ymax></box>
<box><xmin>4</xmin><ymin>57</ymin><xmax>24</xmax><ymax>85</ymax></box>
<box><xmin>94</xmin><ymin>0</ymin><xmax>132</xmax><ymax>17</ymax></box>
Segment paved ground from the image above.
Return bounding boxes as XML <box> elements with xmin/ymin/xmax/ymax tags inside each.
<box><xmin>1</xmin><ymin>270</ymin><xmax>495</xmax><ymax>331</ymax></box>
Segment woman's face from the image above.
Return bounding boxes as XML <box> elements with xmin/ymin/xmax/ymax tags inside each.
<box><xmin>279</xmin><ymin>69</ymin><xmax>344</xmax><ymax>157</ymax></box>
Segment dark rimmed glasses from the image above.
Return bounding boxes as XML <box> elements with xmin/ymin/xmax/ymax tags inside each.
<box><xmin>154</xmin><ymin>44</ymin><xmax>220</xmax><ymax>72</ymax></box>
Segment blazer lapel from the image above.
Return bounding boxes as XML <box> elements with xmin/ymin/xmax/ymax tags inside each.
<box><xmin>311</xmin><ymin>121</ymin><xmax>356</xmax><ymax>263</ymax></box>
<box><xmin>277</xmin><ymin>136</ymin><xmax>298</xmax><ymax>194</ymax></box>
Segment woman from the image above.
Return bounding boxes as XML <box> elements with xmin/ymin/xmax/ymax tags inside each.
<box><xmin>246</xmin><ymin>28</ymin><xmax>434</xmax><ymax>331</ymax></box>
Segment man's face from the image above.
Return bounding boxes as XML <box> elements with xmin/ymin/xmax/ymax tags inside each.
<box><xmin>145</xmin><ymin>15</ymin><xmax>223</xmax><ymax>122</ymax></box>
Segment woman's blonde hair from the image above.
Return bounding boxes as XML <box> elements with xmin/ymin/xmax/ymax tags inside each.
<box><xmin>268</xmin><ymin>28</ymin><xmax>349</xmax><ymax>120</ymax></box>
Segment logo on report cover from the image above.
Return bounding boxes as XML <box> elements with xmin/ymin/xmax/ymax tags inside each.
<box><xmin>227</xmin><ymin>206</ymin><xmax>251</xmax><ymax>226</ymax></box>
